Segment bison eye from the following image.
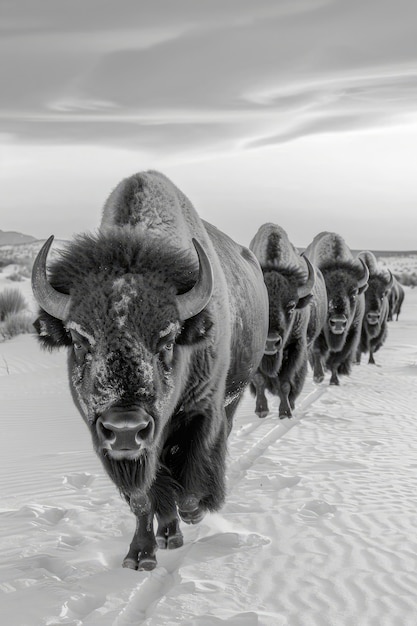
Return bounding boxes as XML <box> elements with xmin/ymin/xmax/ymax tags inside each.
<box><xmin>287</xmin><ymin>301</ymin><xmax>296</xmax><ymax>314</ymax></box>
<box><xmin>73</xmin><ymin>342</ymin><xmax>88</xmax><ymax>364</ymax></box>
<box><xmin>156</xmin><ymin>337</ymin><xmax>175</xmax><ymax>368</ymax></box>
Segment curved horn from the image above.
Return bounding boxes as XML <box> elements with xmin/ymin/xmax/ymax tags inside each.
<box><xmin>31</xmin><ymin>235</ymin><xmax>71</xmax><ymax>320</ymax></box>
<box><xmin>176</xmin><ymin>238</ymin><xmax>213</xmax><ymax>321</ymax></box>
<box><xmin>386</xmin><ymin>269</ymin><xmax>394</xmax><ymax>290</ymax></box>
<box><xmin>297</xmin><ymin>256</ymin><xmax>316</xmax><ymax>299</ymax></box>
<box><xmin>357</xmin><ymin>257</ymin><xmax>370</xmax><ymax>290</ymax></box>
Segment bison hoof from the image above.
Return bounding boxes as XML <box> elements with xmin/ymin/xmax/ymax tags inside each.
<box><xmin>138</xmin><ymin>553</ymin><xmax>157</xmax><ymax>571</ymax></box>
<box><xmin>122</xmin><ymin>557</ymin><xmax>139</xmax><ymax>570</ymax></box>
<box><xmin>178</xmin><ymin>495</ymin><xmax>205</xmax><ymax>525</ymax></box>
<box><xmin>313</xmin><ymin>375</ymin><xmax>324</xmax><ymax>384</ymax></box>
<box><xmin>179</xmin><ymin>507</ymin><xmax>205</xmax><ymax>525</ymax></box>
<box><xmin>138</xmin><ymin>558</ymin><xmax>157</xmax><ymax>571</ymax></box>
<box><xmin>279</xmin><ymin>411</ymin><xmax>292</xmax><ymax>419</ymax></box>
<box><xmin>329</xmin><ymin>377</ymin><xmax>339</xmax><ymax>386</ymax></box>
<box><xmin>156</xmin><ymin>532</ymin><xmax>184</xmax><ymax>550</ymax></box>
<box><xmin>256</xmin><ymin>410</ymin><xmax>269</xmax><ymax>418</ymax></box>
<box><xmin>168</xmin><ymin>534</ymin><xmax>184</xmax><ymax>549</ymax></box>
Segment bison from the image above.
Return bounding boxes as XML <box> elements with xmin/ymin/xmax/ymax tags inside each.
<box><xmin>356</xmin><ymin>251</ymin><xmax>393</xmax><ymax>365</ymax></box>
<box><xmin>32</xmin><ymin>170</ymin><xmax>268</xmax><ymax>570</ymax></box>
<box><xmin>387</xmin><ymin>276</ymin><xmax>405</xmax><ymax>321</ymax></box>
<box><xmin>303</xmin><ymin>232</ymin><xmax>369</xmax><ymax>385</ymax></box>
<box><xmin>249</xmin><ymin>223</ymin><xmax>327</xmax><ymax>418</ymax></box>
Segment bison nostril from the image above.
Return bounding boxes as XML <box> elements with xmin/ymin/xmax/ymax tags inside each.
<box><xmin>134</xmin><ymin>419</ymin><xmax>154</xmax><ymax>444</ymax></box>
<box><xmin>98</xmin><ymin>421</ymin><xmax>116</xmax><ymax>444</ymax></box>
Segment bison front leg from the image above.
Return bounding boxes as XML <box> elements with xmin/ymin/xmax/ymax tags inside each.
<box><xmin>277</xmin><ymin>381</ymin><xmax>292</xmax><ymax>418</ymax></box>
<box><xmin>310</xmin><ymin>334</ymin><xmax>327</xmax><ymax>383</ymax></box>
<box><xmin>124</xmin><ymin>494</ymin><xmax>157</xmax><ymax>571</ymax></box>
<box><xmin>156</xmin><ymin>514</ymin><xmax>184</xmax><ymax>550</ymax></box>
<box><xmin>251</xmin><ymin>370</ymin><xmax>270</xmax><ymax>418</ymax></box>
<box><xmin>174</xmin><ymin>412</ymin><xmax>227</xmax><ymax>525</ymax></box>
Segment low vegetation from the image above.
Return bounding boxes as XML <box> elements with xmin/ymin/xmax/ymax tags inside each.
<box><xmin>378</xmin><ymin>254</ymin><xmax>417</xmax><ymax>287</ymax></box>
<box><xmin>0</xmin><ymin>288</ymin><xmax>34</xmax><ymax>341</ymax></box>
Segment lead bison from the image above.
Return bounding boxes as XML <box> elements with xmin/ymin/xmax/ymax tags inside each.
<box><xmin>303</xmin><ymin>232</ymin><xmax>369</xmax><ymax>385</ymax></box>
<box><xmin>356</xmin><ymin>251</ymin><xmax>393</xmax><ymax>365</ymax></box>
<box><xmin>32</xmin><ymin>170</ymin><xmax>268</xmax><ymax>570</ymax></box>
<box><xmin>249</xmin><ymin>223</ymin><xmax>327</xmax><ymax>418</ymax></box>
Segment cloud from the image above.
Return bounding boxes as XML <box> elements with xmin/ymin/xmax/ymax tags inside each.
<box><xmin>1</xmin><ymin>0</ymin><xmax>417</xmax><ymax>158</ymax></box>
<box><xmin>245</xmin><ymin>69</ymin><xmax>417</xmax><ymax>148</ymax></box>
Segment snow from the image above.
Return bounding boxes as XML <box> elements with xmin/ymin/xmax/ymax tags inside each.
<box><xmin>0</xmin><ymin>286</ymin><xmax>417</xmax><ymax>625</ymax></box>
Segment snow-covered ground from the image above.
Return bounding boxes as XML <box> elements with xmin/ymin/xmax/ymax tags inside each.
<box><xmin>0</xmin><ymin>285</ymin><xmax>416</xmax><ymax>625</ymax></box>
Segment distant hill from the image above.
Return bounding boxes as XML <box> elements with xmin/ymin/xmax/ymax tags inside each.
<box><xmin>0</xmin><ymin>230</ymin><xmax>37</xmax><ymax>246</ymax></box>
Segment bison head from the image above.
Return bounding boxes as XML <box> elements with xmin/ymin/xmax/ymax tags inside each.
<box><xmin>32</xmin><ymin>232</ymin><xmax>214</xmax><ymax>492</ymax></box>
<box><xmin>321</xmin><ymin>258</ymin><xmax>369</xmax><ymax>351</ymax></box>
<box><xmin>259</xmin><ymin>257</ymin><xmax>315</xmax><ymax>377</ymax></box>
<box><xmin>362</xmin><ymin>270</ymin><xmax>393</xmax><ymax>338</ymax></box>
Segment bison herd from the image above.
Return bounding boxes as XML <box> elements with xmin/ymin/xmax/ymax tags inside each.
<box><xmin>31</xmin><ymin>171</ymin><xmax>404</xmax><ymax>570</ymax></box>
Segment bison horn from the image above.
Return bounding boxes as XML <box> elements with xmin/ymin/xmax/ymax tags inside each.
<box><xmin>297</xmin><ymin>256</ymin><xmax>316</xmax><ymax>299</ymax></box>
<box><xmin>357</xmin><ymin>257</ymin><xmax>370</xmax><ymax>290</ymax></box>
<box><xmin>385</xmin><ymin>269</ymin><xmax>394</xmax><ymax>290</ymax></box>
<box><xmin>176</xmin><ymin>238</ymin><xmax>213</xmax><ymax>320</ymax></box>
<box><xmin>32</xmin><ymin>235</ymin><xmax>72</xmax><ymax>320</ymax></box>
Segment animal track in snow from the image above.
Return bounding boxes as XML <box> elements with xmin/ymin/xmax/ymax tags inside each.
<box><xmin>181</xmin><ymin>611</ymin><xmax>260</xmax><ymax>625</ymax></box>
<box><xmin>12</xmin><ymin>503</ymin><xmax>68</xmax><ymax>526</ymax></box>
<box><xmin>297</xmin><ymin>499</ymin><xmax>338</xmax><ymax>521</ymax></box>
<box><xmin>62</xmin><ymin>472</ymin><xmax>97</xmax><ymax>489</ymax></box>
<box><xmin>17</xmin><ymin>553</ymin><xmax>77</xmax><ymax>581</ymax></box>
<box><xmin>247</xmin><ymin>473</ymin><xmax>301</xmax><ymax>491</ymax></box>
<box><xmin>59</xmin><ymin>591</ymin><xmax>107</xmax><ymax>622</ymax></box>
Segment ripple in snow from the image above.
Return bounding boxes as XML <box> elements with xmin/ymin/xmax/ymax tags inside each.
<box><xmin>182</xmin><ymin>612</ymin><xmax>259</xmax><ymax>625</ymax></box>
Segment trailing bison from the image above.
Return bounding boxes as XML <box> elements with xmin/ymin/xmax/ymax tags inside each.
<box><xmin>32</xmin><ymin>170</ymin><xmax>268</xmax><ymax>570</ymax></box>
<box><xmin>249</xmin><ymin>223</ymin><xmax>327</xmax><ymax>418</ymax></box>
<box><xmin>387</xmin><ymin>276</ymin><xmax>405</xmax><ymax>321</ymax></box>
<box><xmin>356</xmin><ymin>251</ymin><xmax>393</xmax><ymax>365</ymax></box>
<box><xmin>303</xmin><ymin>232</ymin><xmax>369</xmax><ymax>385</ymax></box>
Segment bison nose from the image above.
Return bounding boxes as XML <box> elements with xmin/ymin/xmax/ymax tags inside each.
<box><xmin>329</xmin><ymin>315</ymin><xmax>348</xmax><ymax>335</ymax></box>
<box><xmin>96</xmin><ymin>407</ymin><xmax>155</xmax><ymax>452</ymax></box>
<box><xmin>367</xmin><ymin>311</ymin><xmax>380</xmax><ymax>325</ymax></box>
<box><xmin>265</xmin><ymin>333</ymin><xmax>282</xmax><ymax>355</ymax></box>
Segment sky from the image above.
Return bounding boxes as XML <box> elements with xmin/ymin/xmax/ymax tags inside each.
<box><xmin>1</xmin><ymin>0</ymin><xmax>417</xmax><ymax>250</ymax></box>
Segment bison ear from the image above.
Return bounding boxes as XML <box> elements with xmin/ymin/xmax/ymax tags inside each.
<box><xmin>296</xmin><ymin>294</ymin><xmax>313</xmax><ymax>309</ymax></box>
<box><xmin>33</xmin><ymin>311</ymin><xmax>72</xmax><ymax>350</ymax></box>
<box><xmin>177</xmin><ymin>310</ymin><xmax>214</xmax><ymax>346</ymax></box>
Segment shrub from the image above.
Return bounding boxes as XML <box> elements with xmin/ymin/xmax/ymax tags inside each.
<box><xmin>0</xmin><ymin>311</ymin><xmax>35</xmax><ymax>341</ymax></box>
<box><xmin>0</xmin><ymin>288</ymin><xmax>28</xmax><ymax>321</ymax></box>
<box><xmin>6</xmin><ymin>271</ymin><xmax>24</xmax><ymax>282</ymax></box>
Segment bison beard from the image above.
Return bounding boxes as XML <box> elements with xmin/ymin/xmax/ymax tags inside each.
<box><xmin>259</xmin><ymin>352</ymin><xmax>282</xmax><ymax>378</ymax></box>
<box><xmin>101</xmin><ymin>450</ymin><xmax>154</xmax><ymax>495</ymax></box>
<box><xmin>326</xmin><ymin>330</ymin><xmax>348</xmax><ymax>352</ymax></box>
